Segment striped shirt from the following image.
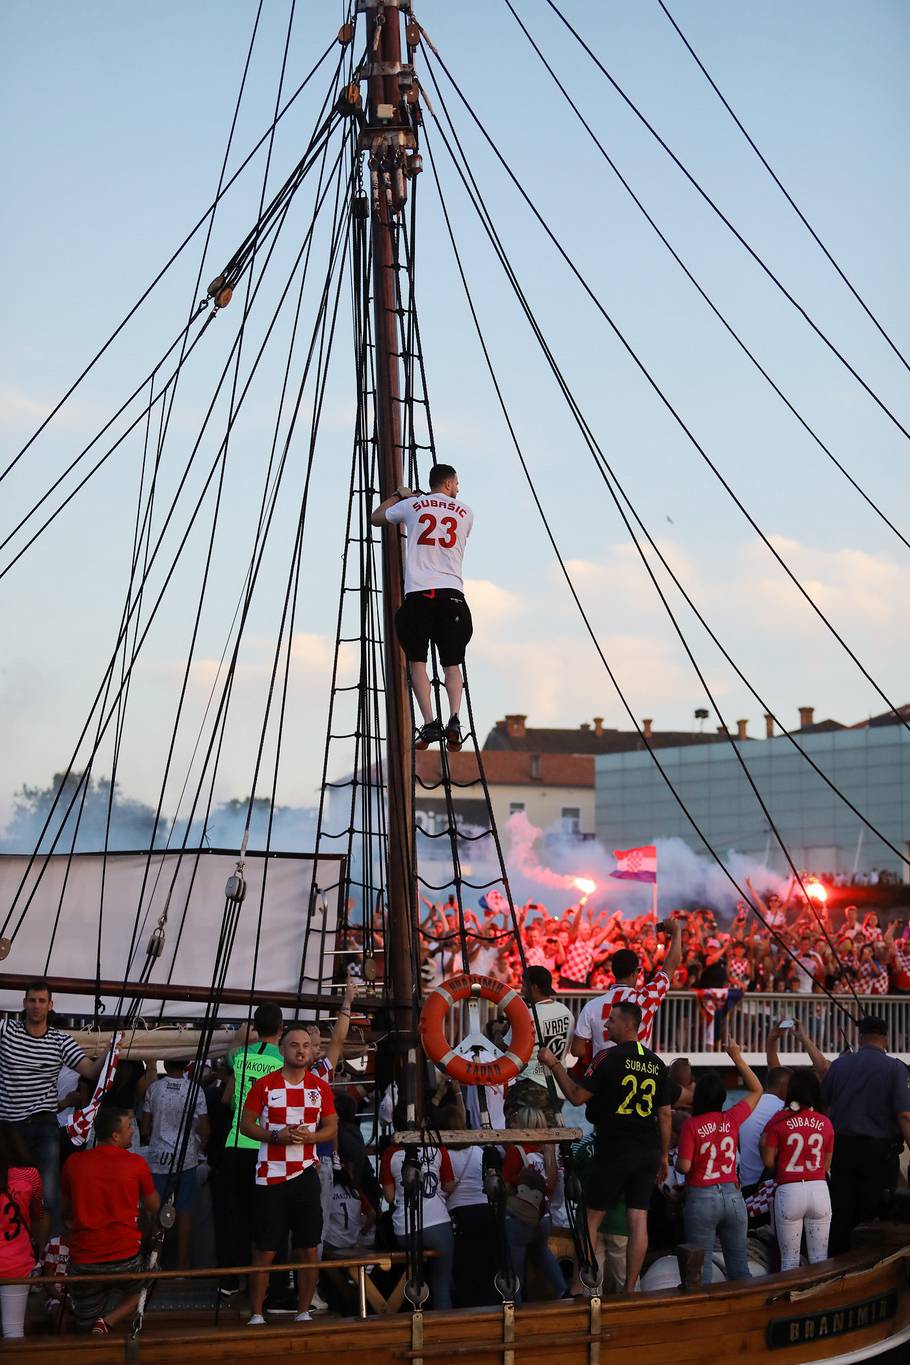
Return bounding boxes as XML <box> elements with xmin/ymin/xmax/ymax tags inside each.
<box><xmin>0</xmin><ymin>1019</ymin><xmax>85</xmax><ymax>1122</ymax></box>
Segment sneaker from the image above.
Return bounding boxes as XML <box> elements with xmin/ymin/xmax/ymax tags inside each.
<box><xmin>246</xmin><ymin>1314</ymin><xmax>267</xmax><ymax>1327</ymax></box>
<box><xmin>91</xmin><ymin>1318</ymin><xmax>111</xmax><ymax>1335</ymax></box>
<box><xmin>218</xmin><ymin>1284</ymin><xmax>240</xmax><ymax>1299</ymax></box>
<box><xmin>309</xmin><ymin>1289</ymin><xmax>329</xmax><ymax>1313</ymax></box>
<box><xmin>415</xmin><ymin>719</ymin><xmax>444</xmax><ymax>750</ymax></box>
<box><xmin>444</xmin><ymin>716</ymin><xmax>463</xmax><ymax>751</ymax></box>
<box><xmin>294</xmin><ymin>1311</ymin><xmax>312</xmax><ymax>1322</ymax></box>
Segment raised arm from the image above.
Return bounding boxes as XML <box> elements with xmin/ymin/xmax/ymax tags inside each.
<box><xmin>664</xmin><ymin>917</ymin><xmax>685</xmax><ymax>980</ymax></box>
<box><xmin>725</xmin><ymin>1039</ymin><xmax>763</xmax><ymax>1112</ymax></box>
<box><xmin>796</xmin><ymin>1021</ymin><xmax>830</xmax><ymax>1079</ymax></box>
<box><xmin>325</xmin><ymin>977</ymin><xmax>359</xmax><ymax>1071</ymax></box>
<box><xmin>766</xmin><ymin>1023</ymin><xmax>782</xmax><ymax>1072</ymax></box>
<box><xmin>744</xmin><ymin>876</ymin><xmax>770</xmax><ymax>921</ymax></box>
<box><xmin>370</xmin><ymin>486</ymin><xmax>413</xmax><ymax>526</ymax></box>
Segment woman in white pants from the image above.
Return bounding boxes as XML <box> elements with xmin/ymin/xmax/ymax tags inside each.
<box><xmin>760</xmin><ymin>1071</ymin><xmax>834</xmax><ymax>1271</ymax></box>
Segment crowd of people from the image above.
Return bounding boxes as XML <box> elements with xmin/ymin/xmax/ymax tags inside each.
<box><xmin>0</xmin><ymin>932</ymin><xmax>908</xmax><ymax>1339</ymax></box>
<box><xmin>415</xmin><ymin>883</ymin><xmax>909</xmax><ymax>997</ymax></box>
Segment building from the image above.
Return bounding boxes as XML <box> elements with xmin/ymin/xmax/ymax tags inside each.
<box><xmin>414</xmin><ymin>713</ymin><xmax>733</xmax><ymax>842</ymax></box>
<box><xmin>414</xmin><ymin>748</ymin><xmax>595</xmax><ymax>840</ymax></box>
<box><xmin>594</xmin><ymin>706</ymin><xmax>910</xmax><ymax>878</ymax></box>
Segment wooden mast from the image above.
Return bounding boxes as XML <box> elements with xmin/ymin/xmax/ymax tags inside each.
<box><xmin>363</xmin><ymin>1</ymin><xmax>417</xmax><ymax>1054</ymax></box>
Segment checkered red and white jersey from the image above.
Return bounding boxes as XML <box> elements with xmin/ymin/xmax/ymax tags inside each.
<box><xmin>524</xmin><ymin>944</ymin><xmax>550</xmax><ymax>969</ymax></box>
<box><xmin>243</xmin><ymin>1069</ymin><xmax>336</xmax><ymax>1185</ymax></box>
<box><xmin>560</xmin><ymin>940</ymin><xmax>594</xmax><ymax>983</ymax></box>
<box><xmin>855</xmin><ymin>959</ymin><xmax>889</xmax><ymax>996</ymax></box>
<box><xmin>727</xmin><ymin>956</ymin><xmax>752</xmax><ymax>990</ymax></box>
<box><xmin>892</xmin><ymin>942</ymin><xmax>910</xmax><ymax>992</ymax></box>
<box><xmin>574</xmin><ymin>972</ymin><xmax>670</xmax><ymax>1054</ymax></box>
<box><xmin>311</xmin><ymin>1055</ymin><xmax>334</xmax><ymax>1083</ymax></box>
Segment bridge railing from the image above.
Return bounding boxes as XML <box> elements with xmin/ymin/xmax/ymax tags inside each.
<box><xmin>554</xmin><ymin>990</ymin><xmax>910</xmax><ymax>1063</ymax></box>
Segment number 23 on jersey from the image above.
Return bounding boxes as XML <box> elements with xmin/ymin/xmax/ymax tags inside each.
<box><xmin>616</xmin><ymin>1073</ymin><xmax>656</xmax><ymax>1118</ymax></box>
<box><xmin>415</xmin><ymin>513</ymin><xmax>458</xmax><ymax>548</ymax></box>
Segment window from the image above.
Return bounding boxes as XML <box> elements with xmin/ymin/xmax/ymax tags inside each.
<box><xmin>561</xmin><ymin>806</ymin><xmax>581</xmax><ymax>835</ymax></box>
<box><xmin>509</xmin><ymin>801</ymin><xmax>526</xmax><ymax>817</ymax></box>
<box><xmin>530</xmin><ymin>754</ymin><xmax>541</xmax><ymax>780</ymax></box>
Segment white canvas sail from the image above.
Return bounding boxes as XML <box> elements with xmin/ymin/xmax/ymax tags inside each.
<box><xmin>0</xmin><ymin>849</ymin><xmax>344</xmax><ymax>1017</ymax></box>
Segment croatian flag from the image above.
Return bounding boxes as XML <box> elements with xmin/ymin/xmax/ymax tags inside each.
<box><xmin>610</xmin><ymin>845</ymin><xmax>657</xmax><ymax>884</ymax></box>
<box><xmin>66</xmin><ymin>1031</ymin><xmax>124</xmax><ymax>1146</ymax></box>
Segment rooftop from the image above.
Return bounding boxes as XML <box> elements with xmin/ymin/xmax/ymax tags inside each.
<box><xmin>415</xmin><ymin>748</ymin><xmax>594</xmax><ymax>789</ymax></box>
<box><xmin>483</xmin><ymin>704</ymin><xmax>910</xmax><ymax>755</ymax></box>
<box><xmin>483</xmin><ymin>714</ymin><xmax>745</xmax><ymax>756</ymax></box>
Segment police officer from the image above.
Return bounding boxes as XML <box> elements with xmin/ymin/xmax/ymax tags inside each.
<box><xmin>821</xmin><ymin>1014</ymin><xmax>910</xmax><ymax>1254</ymax></box>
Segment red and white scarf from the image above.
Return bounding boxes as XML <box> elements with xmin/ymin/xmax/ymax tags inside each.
<box><xmin>65</xmin><ymin>1031</ymin><xmax>124</xmax><ymax>1145</ymax></box>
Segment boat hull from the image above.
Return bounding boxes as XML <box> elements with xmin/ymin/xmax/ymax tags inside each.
<box><xmin>8</xmin><ymin>1234</ymin><xmax>909</xmax><ymax>1364</ymax></box>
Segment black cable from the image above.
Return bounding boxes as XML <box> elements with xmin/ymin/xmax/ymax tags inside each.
<box><xmin>417</xmin><ymin>102</ymin><xmax>878</xmax><ymax>996</ymax></box>
<box><xmin>421</xmin><ymin>44</ymin><xmax>910</xmax><ymax>741</ymax></box>
<box><xmin>2</xmin><ymin>138</ymin><xmax>351</xmax><ymax>947</ymax></box>
<box><xmin>134</xmin><ymin>154</ymin><xmax>356</xmax><ymax>999</ymax></box>
<box><xmin>401</xmin><ymin>91</ymin><xmax>910</xmax><ymax>878</ymax></box>
<box><xmin>423</xmin><ymin>125</ymin><xmax>858</xmax><ymax>1024</ymax></box>
<box><xmin>540</xmin><ymin>0</ymin><xmax>910</xmax><ymax>446</ymax></box>
<box><xmin>111</xmin><ymin>134</ymin><xmax>353</xmax><ymax>986</ymax></box>
<box><xmin>0</xmin><ymin>109</ymin><xmax>344</xmax><ymax>582</ymax></box>
<box><xmin>502</xmin><ymin>0</ymin><xmax>909</xmax><ymax>556</ymax></box>
<box><xmin>0</xmin><ymin>308</ymin><xmax>211</xmax><ymax>575</ymax></box>
<box><xmin>656</xmin><ymin>0</ymin><xmax>910</xmax><ymax>378</ymax></box>
<box><xmin>2</xmin><ymin>33</ymin><xmax>340</xmax><ymax>483</ymax></box>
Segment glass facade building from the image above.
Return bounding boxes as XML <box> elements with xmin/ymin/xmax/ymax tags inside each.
<box><xmin>595</xmin><ymin>722</ymin><xmax>910</xmax><ymax>876</ymax></box>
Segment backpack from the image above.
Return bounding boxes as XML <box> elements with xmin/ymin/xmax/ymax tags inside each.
<box><xmin>505</xmin><ymin>1146</ymin><xmax>548</xmax><ymax>1226</ymax></box>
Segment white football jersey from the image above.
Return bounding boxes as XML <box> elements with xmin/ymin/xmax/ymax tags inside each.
<box><xmin>385</xmin><ymin>493</ymin><xmax>473</xmax><ymax>594</ymax></box>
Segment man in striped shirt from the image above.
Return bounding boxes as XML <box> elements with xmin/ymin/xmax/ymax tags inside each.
<box><xmin>570</xmin><ymin>918</ymin><xmax>683</xmax><ymax>1064</ymax></box>
<box><xmin>0</xmin><ymin>980</ymin><xmax>102</xmax><ymax>1228</ymax></box>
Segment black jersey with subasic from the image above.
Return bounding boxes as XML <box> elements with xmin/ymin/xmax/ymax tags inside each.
<box><xmin>582</xmin><ymin>1039</ymin><xmax>671</xmax><ymax>1149</ymax></box>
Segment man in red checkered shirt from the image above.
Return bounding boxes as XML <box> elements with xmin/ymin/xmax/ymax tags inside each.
<box><xmin>240</xmin><ymin>1026</ymin><xmax>337</xmax><ymax>1326</ymax></box>
<box><xmin>570</xmin><ymin>918</ymin><xmax>683</xmax><ymax>1064</ymax></box>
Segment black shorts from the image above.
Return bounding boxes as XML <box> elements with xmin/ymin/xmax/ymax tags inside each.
<box><xmin>584</xmin><ymin>1140</ymin><xmax>661</xmax><ymax>1213</ymax></box>
<box><xmin>252</xmin><ymin>1167</ymin><xmax>323</xmax><ymax>1251</ymax></box>
<box><xmin>395</xmin><ymin>589</ymin><xmax>473</xmax><ymax>667</ymax></box>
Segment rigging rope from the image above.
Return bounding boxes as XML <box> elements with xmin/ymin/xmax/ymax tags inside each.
<box><xmin>416</xmin><ymin>100</ymin><xmax>873</xmax><ymax>1002</ymax></box>
<box><xmin>656</xmin><ymin>0</ymin><xmax>910</xmax><ymax>379</ymax></box>
<box><xmin>501</xmin><ymin>0</ymin><xmax>910</xmax><ymax>556</ymax></box>
<box><xmin>419</xmin><ymin>42</ymin><xmax>910</xmax><ymax>742</ymax></box>
<box><xmin>2</xmin><ymin>32</ymin><xmax>341</xmax><ymax>485</ymax></box>
<box><xmin>422</xmin><ymin>121</ymin><xmax>860</xmax><ymax>1023</ymax></box>
<box><xmin>541</xmin><ymin>0</ymin><xmax>910</xmax><ymax>447</ymax></box>
<box><xmin>1</xmin><ymin>129</ymin><xmax>351</xmax><ymax>949</ymax></box>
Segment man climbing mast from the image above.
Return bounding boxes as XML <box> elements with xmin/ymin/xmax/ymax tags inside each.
<box><xmin>372</xmin><ymin>464</ymin><xmax>474</xmax><ymax>751</ymax></box>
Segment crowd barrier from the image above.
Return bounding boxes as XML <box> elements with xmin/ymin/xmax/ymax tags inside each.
<box><xmin>441</xmin><ymin>989</ymin><xmax>910</xmax><ymax>1067</ymax></box>
<box><xmin>557</xmin><ymin>990</ymin><xmax>910</xmax><ymax>1064</ymax></box>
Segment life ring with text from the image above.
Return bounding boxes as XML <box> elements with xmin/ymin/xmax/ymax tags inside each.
<box><xmin>420</xmin><ymin>973</ymin><xmax>534</xmax><ymax>1086</ymax></box>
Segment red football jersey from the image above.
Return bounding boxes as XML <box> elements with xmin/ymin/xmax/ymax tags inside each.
<box><xmin>677</xmin><ymin>1099</ymin><xmax>752</xmax><ymax>1188</ymax></box>
<box><xmin>761</xmin><ymin>1107</ymin><xmax>833</xmax><ymax>1184</ymax></box>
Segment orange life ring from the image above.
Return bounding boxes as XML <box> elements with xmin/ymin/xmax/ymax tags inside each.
<box><xmin>419</xmin><ymin>972</ymin><xmax>535</xmax><ymax>1086</ymax></box>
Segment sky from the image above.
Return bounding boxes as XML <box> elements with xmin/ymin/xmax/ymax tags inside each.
<box><xmin>1</xmin><ymin>0</ymin><xmax>909</xmax><ymax>842</ymax></box>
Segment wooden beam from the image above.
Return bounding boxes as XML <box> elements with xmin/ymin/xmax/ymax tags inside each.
<box><xmin>392</xmin><ymin>1127</ymin><xmax>582</xmax><ymax>1147</ymax></box>
<box><xmin>0</xmin><ymin>971</ymin><xmax>386</xmax><ymax>1013</ymax></box>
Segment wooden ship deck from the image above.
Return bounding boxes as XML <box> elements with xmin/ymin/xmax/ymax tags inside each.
<box><xmin>7</xmin><ymin>1235</ymin><xmax>910</xmax><ymax>1363</ymax></box>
